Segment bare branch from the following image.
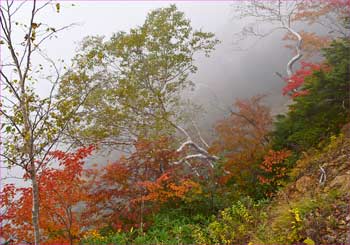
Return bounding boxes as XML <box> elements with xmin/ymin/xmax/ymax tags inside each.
<box><xmin>0</xmin><ymin>70</ymin><xmax>22</xmax><ymax>101</ymax></box>
<box><xmin>32</xmin><ymin>23</ymin><xmax>79</xmax><ymax>52</ymax></box>
<box><xmin>283</xmin><ymin>26</ymin><xmax>303</xmax><ymax>77</ymax></box>
<box><xmin>234</xmin><ymin>1</ymin><xmax>304</xmax><ymax>86</ymax></box>
<box><xmin>191</xmin><ymin>119</ymin><xmax>209</xmax><ymax>148</ymax></box>
<box><xmin>10</xmin><ymin>0</ymin><xmax>28</xmax><ymax>17</ymax></box>
<box><xmin>175</xmin><ymin>154</ymin><xmax>215</xmax><ymax>168</ymax></box>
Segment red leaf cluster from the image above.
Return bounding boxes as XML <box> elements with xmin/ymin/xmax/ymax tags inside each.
<box><xmin>283</xmin><ymin>61</ymin><xmax>328</xmax><ymax>97</ymax></box>
<box><xmin>1</xmin><ymin>146</ymin><xmax>94</xmax><ymax>244</ymax></box>
<box><xmin>81</xmin><ymin>137</ymin><xmax>198</xmax><ymax>232</ymax></box>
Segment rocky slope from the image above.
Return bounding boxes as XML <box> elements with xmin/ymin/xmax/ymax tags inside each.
<box><xmin>251</xmin><ymin>124</ymin><xmax>350</xmax><ymax>244</ymax></box>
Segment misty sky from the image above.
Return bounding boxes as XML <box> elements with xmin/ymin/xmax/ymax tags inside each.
<box><xmin>1</xmin><ymin>1</ymin><xmax>296</xmax><ymax>185</ymax></box>
<box><xmin>4</xmin><ymin>1</ymin><xmax>291</xmax><ymax>111</ymax></box>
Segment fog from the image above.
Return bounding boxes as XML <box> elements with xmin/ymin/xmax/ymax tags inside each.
<box><xmin>7</xmin><ymin>1</ymin><xmax>291</xmax><ymax>112</ymax></box>
<box><xmin>1</xmin><ymin>1</ymin><xmax>302</xmax><ymax>185</ymax></box>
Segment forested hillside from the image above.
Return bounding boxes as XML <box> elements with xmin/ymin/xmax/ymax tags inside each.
<box><xmin>0</xmin><ymin>1</ymin><xmax>349</xmax><ymax>244</ymax></box>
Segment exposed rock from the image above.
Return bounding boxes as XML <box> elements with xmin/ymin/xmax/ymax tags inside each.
<box><xmin>295</xmin><ymin>176</ymin><xmax>314</xmax><ymax>193</ymax></box>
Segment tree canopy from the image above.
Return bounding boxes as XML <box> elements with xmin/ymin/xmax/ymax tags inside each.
<box><xmin>59</xmin><ymin>5</ymin><xmax>219</xmax><ymax>148</ymax></box>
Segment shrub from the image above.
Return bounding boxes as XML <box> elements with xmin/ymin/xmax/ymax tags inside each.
<box><xmin>191</xmin><ymin>197</ymin><xmax>268</xmax><ymax>244</ymax></box>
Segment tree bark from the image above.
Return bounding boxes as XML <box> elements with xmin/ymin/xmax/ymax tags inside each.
<box><xmin>30</xmin><ymin>167</ymin><xmax>40</xmax><ymax>245</ymax></box>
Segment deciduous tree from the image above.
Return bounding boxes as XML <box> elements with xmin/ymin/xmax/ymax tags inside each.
<box><xmin>0</xmin><ymin>1</ymin><xmax>91</xmax><ymax>243</ymax></box>
<box><xmin>210</xmin><ymin>95</ymin><xmax>272</xmax><ymax>197</ymax></box>
<box><xmin>58</xmin><ymin>5</ymin><xmax>219</xmax><ymax>168</ymax></box>
<box><xmin>58</xmin><ymin>5</ymin><xmax>218</xmax><ymax>145</ymax></box>
<box><xmin>81</xmin><ymin>137</ymin><xmax>202</xmax><ymax>233</ymax></box>
<box><xmin>258</xmin><ymin>149</ymin><xmax>291</xmax><ymax>193</ymax></box>
<box><xmin>0</xmin><ymin>146</ymin><xmax>94</xmax><ymax>244</ymax></box>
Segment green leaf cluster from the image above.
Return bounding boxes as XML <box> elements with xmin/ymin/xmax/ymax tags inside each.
<box><xmin>59</xmin><ymin>5</ymin><xmax>219</xmax><ymax>147</ymax></box>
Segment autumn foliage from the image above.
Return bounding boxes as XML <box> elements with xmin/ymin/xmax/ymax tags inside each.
<box><xmin>138</xmin><ymin>172</ymin><xmax>202</xmax><ymax>204</ymax></box>
<box><xmin>1</xmin><ymin>3</ymin><xmax>348</xmax><ymax>244</ymax></box>
<box><xmin>283</xmin><ymin>0</ymin><xmax>350</xmax><ymax>58</ymax></box>
<box><xmin>211</xmin><ymin>95</ymin><xmax>272</xmax><ymax>189</ymax></box>
<box><xmin>1</xmin><ymin>146</ymin><xmax>94</xmax><ymax>245</ymax></box>
<box><xmin>258</xmin><ymin>149</ymin><xmax>292</xmax><ymax>185</ymax></box>
<box><xmin>81</xmin><ymin>137</ymin><xmax>200</xmax><ymax>232</ymax></box>
<box><xmin>283</xmin><ymin>61</ymin><xmax>329</xmax><ymax>97</ymax></box>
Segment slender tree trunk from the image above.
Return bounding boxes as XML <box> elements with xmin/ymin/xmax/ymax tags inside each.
<box><xmin>23</xmin><ymin>97</ymin><xmax>40</xmax><ymax>244</ymax></box>
<box><xmin>68</xmin><ymin>232</ymin><xmax>73</xmax><ymax>245</ymax></box>
<box><xmin>22</xmin><ymin>83</ymin><xmax>40</xmax><ymax>244</ymax></box>
<box><xmin>68</xmin><ymin>207</ymin><xmax>74</xmax><ymax>245</ymax></box>
<box><xmin>30</xmin><ymin>167</ymin><xmax>40</xmax><ymax>245</ymax></box>
<box><xmin>140</xmin><ymin>193</ymin><xmax>144</xmax><ymax>233</ymax></box>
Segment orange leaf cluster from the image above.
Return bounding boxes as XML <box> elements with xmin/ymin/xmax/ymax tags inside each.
<box><xmin>138</xmin><ymin>172</ymin><xmax>201</xmax><ymax>203</ymax></box>
<box><xmin>81</xmin><ymin>137</ymin><xmax>192</xmax><ymax>232</ymax></box>
<box><xmin>258</xmin><ymin>149</ymin><xmax>291</xmax><ymax>185</ymax></box>
<box><xmin>1</xmin><ymin>146</ymin><xmax>94</xmax><ymax>244</ymax></box>
<box><xmin>211</xmin><ymin>95</ymin><xmax>272</xmax><ymax>186</ymax></box>
<box><xmin>283</xmin><ymin>31</ymin><xmax>331</xmax><ymax>59</ymax></box>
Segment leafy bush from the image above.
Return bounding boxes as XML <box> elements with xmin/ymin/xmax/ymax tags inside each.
<box><xmin>191</xmin><ymin>197</ymin><xmax>268</xmax><ymax>244</ymax></box>
<box><xmin>81</xmin><ymin>211</ymin><xmax>198</xmax><ymax>245</ymax></box>
<box><xmin>133</xmin><ymin>212</ymin><xmax>195</xmax><ymax>244</ymax></box>
<box><xmin>81</xmin><ymin>229</ymin><xmax>130</xmax><ymax>245</ymax></box>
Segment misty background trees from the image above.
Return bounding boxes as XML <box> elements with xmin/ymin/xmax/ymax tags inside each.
<box><xmin>1</xmin><ymin>1</ymin><xmax>349</xmax><ymax>244</ymax></box>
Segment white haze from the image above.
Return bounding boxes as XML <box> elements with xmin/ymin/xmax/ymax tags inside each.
<box><xmin>2</xmin><ymin>1</ymin><xmax>309</xmax><ymax>186</ymax></box>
